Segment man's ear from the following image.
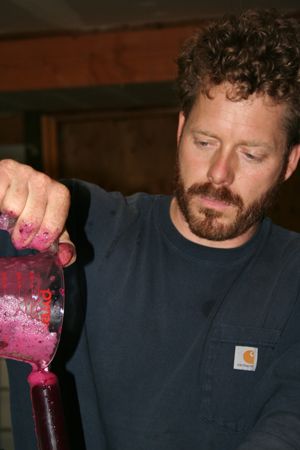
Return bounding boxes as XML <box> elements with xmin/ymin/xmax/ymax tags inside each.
<box><xmin>177</xmin><ymin>112</ymin><xmax>186</xmax><ymax>145</ymax></box>
<box><xmin>284</xmin><ymin>144</ymin><xmax>300</xmax><ymax>181</ymax></box>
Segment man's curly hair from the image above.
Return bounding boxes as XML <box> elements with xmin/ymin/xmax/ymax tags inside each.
<box><xmin>176</xmin><ymin>9</ymin><xmax>300</xmax><ymax>149</ymax></box>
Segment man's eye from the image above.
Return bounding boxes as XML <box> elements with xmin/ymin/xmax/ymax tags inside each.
<box><xmin>244</xmin><ymin>152</ymin><xmax>257</xmax><ymax>160</ymax></box>
<box><xmin>243</xmin><ymin>151</ymin><xmax>265</xmax><ymax>162</ymax></box>
<box><xmin>194</xmin><ymin>139</ymin><xmax>210</xmax><ymax>148</ymax></box>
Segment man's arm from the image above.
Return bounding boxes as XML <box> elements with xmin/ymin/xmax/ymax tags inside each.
<box><xmin>237</xmin><ymin>294</ymin><xmax>300</xmax><ymax>450</ymax></box>
<box><xmin>0</xmin><ymin>159</ymin><xmax>75</xmax><ymax>265</ymax></box>
<box><xmin>237</xmin><ymin>372</ymin><xmax>300</xmax><ymax>450</ymax></box>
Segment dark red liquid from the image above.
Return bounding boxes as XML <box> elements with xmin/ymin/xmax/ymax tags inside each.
<box><xmin>28</xmin><ymin>370</ymin><xmax>69</xmax><ymax>450</ymax></box>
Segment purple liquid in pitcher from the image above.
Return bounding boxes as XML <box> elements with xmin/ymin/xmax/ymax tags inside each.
<box><xmin>0</xmin><ymin>253</ymin><xmax>63</xmax><ymax>368</ymax></box>
<box><xmin>0</xmin><ymin>294</ymin><xmax>58</xmax><ymax>367</ymax></box>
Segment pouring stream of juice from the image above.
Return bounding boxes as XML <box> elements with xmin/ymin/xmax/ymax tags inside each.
<box><xmin>0</xmin><ymin>215</ymin><xmax>69</xmax><ymax>450</ymax></box>
<box><xmin>28</xmin><ymin>370</ymin><xmax>69</xmax><ymax>450</ymax></box>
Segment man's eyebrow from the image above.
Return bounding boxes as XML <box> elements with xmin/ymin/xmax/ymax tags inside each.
<box><xmin>191</xmin><ymin>129</ymin><xmax>219</xmax><ymax>139</ymax></box>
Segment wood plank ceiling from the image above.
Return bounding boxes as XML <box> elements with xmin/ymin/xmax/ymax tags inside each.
<box><xmin>0</xmin><ymin>0</ymin><xmax>299</xmax><ymax>112</ymax></box>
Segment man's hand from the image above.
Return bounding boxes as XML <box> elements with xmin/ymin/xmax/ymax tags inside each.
<box><xmin>0</xmin><ymin>159</ymin><xmax>76</xmax><ymax>266</ymax></box>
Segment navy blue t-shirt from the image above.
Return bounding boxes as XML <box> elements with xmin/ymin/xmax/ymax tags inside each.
<box><xmin>7</xmin><ymin>180</ymin><xmax>300</xmax><ymax>450</ymax></box>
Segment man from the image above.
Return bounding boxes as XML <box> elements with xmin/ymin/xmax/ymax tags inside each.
<box><xmin>3</xmin><ymin>8</ymin><xmax>300</xmax><ymax>450</ymax></box>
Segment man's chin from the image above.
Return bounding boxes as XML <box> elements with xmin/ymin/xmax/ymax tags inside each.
<box><xmin>187</xmin><ymin>207</ymin><xmax>257</xmax><ymax>241</ymax></box>
<box><xmin>189</xmin><ymin>226</ymin><xmax>232</xmax><ymax>241</ymax></box>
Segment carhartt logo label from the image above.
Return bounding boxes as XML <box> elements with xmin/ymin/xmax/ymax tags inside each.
<box><xmin>234</xmin><ymin>346</ymin><xmax>258</xmax><ymax>371</ymax></box>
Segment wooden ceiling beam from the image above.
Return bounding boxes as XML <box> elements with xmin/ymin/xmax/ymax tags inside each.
<box><xmin>0</xmin><ymin>24</ymin><xmax>203</xmax><ymax>92</ymax></box>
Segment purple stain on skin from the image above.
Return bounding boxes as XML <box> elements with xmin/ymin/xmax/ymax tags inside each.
<box><xmin>31</xmin><ymin>229</ymin><xmax>59</xmax><ymax>251</ymax></box>
<box><xmin>0</xmin><ymin>216</ymin><xmax>37</xmax><ymax>249</ymax></box>
<box><xmin>12</xmin><ymin>222</ymin><xmax>36</xmax><ymax>249</ymax></box>
<box><xmin>19</xmin><ymin>222</ymin><xmax>35</xmax><ymax>237</ymax></box>
<box><xmin>34</xmin><ymin>230</ymin><xmax>50</xmax><ymax>244</ymax></box>
<box><xmin>58</xmin><ymin>242</ymin><xmax>75</xmax><ymax>266</ymax></box>
<box><xmin>12</xmin><ymin>223</ymin><xmax>56</xmax><ymax>251</ymax></box>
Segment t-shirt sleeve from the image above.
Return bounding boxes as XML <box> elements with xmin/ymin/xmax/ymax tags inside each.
<box><xmin>63</xmin><ymin>179</ymin><xmax>140</xmax><ymax>263</ymax></box>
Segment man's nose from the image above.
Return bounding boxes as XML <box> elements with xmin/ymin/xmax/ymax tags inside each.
<box><xmin>206</xmin><ymin>149</ymin><xmax>235</xmax><ymax>186</ymax></box>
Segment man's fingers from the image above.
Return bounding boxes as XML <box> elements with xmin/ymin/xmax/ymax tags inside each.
<box><xmin>10</xmin><ymin>172</ymin><xmax>49</xmax><ymax>248</ymax></box>
<box><xmin>0</xmin><ymin>159</ymin><xmax>76</xmax><ymax>263</ymax></box>
<box><xmin>28</xmin><ymin>180</ymin><xmax>70</xmax><ymax>251</ymax></box>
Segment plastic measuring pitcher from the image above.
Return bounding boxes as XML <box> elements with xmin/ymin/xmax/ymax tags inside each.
<box><xmin>0</xmin><ymin>252</ymin><xmax>63</xmax><ymax>367</ymax></box>
<box><xmin>0</xmin><ymin>252</ymin><xmax>69</xmax><ymax>450</ymax></box>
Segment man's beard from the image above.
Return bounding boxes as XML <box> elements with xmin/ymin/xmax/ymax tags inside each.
<box><xmin>174</xmin><ymin>161</ymin><xmax>286</xmax><ymax>242</ymax></box>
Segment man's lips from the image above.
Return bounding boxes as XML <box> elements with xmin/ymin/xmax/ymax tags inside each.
<box><xmin>187</xmin><ymin>182</ymin><xmax>243</xmax><ymax>211</ymax></box>
<box><xmin>198</xmin><ymin>194</ymin><xmax>233</xmax><ymax>210</ymax></box>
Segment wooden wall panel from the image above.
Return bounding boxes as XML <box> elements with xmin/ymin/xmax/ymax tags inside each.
<box><xmin>0</xmin><ymin>114</ymin><xmax>23</xmax><ymax>144</ymax></box>
<box><xmin>271</xmin><ymin>171</ymin><xmax>300</xmax><ymax>233</ymax></box>
<box><xmin>42</xmin><ymin>108</ymin><xmax>178</xmax><ymax>195</ymax></box>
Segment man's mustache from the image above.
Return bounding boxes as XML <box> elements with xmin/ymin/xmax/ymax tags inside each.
<box><xmin>186</xmin><ymin>182</ymin><xmax>244</xmax><ymax>208</ymax></box>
